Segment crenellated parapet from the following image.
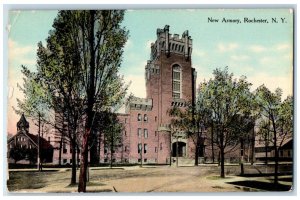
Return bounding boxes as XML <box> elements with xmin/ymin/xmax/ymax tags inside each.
<box><xmin>150</xmin><ymin>25</ymin><xmax>193</xmax><ymax>61</ymax></box>
<box><xmin>126</xmin><ymin>96</ymin><xmax>153</xmax><ymax>112</ymax></box>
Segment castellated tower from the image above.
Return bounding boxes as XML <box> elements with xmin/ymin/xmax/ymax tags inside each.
<box><xmin>100</xmin><ymin>25</ymin><xmax>197</xmax><ymax>165</ymax></box>
<box><xmin>143</xmin><ymin>25</ymin><xmax>197</xmax><ymax>163</ymax></box>
<box><xmin>145</xmin><ymin>25</ymin><xmax>196</xmax><ymax>126</ymax></box>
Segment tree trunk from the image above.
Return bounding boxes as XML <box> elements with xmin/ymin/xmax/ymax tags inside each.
<box><xmin>110</xmin><ymin>130</ymin><xmax>113</xmax><ymax>169</ymax></box>
<box><xmin>176</xmin><ymin>137</ymin><xmax>179</xmax><ymax>167</ymax></box>
<box><xmin>37</xmin><ymin>112</ymin><xmax>41</xmax><ymax>171</ymax></box>
<box><xmin>220</xmin><ymin>147</ymin><xmax>225</xmax><ymax>178</ymax></box>
<box><xmin>78</xmin><ymin>131</ymin><xmax>89</xmax><ymax>192</ymax></box>
<box><xmin>211</xmin><ymin>123</ymin><xmax>215</xmax><ymax>163</ymax></box>
<box><xmin>251</xmin><ymin>126</ymin><xmax>255</xmax><ymax>165</ymax></box>
<box><xmin>71</xmin><ymin>139</ymin><xmax>77</xmax><ymax>185</ymax></box>
<box><xmin>240</xmin><ymin>137</ymin><xmax>244</xmax><ymax>175</ymax></box>
<box><xmin>271</xmin><ymin>118</ymin><xmax>279</xmax><ymax>185</ymax></box>
<box><xmin>169</xmin><ymin>132</ymin><xmax>172</xmax><ymax>166</ymax></box>
<box><xmin>194</xmin><ymin>144</ymin><xmax>199</xmax><ymax>166</ymax></box>
<box><xmin>194</xmin><ymin>123</ymin><xmax>200</xmax><ymax>166</ymax></box>
<box><xmin>78</xmin><ymin>10</ymin><xmax>96</xmax><ymax>193</ymax></box>
<box><xmin>220</xmin><ymin>127</ymin><xmax>225</xmax><ymax>178</ymax></box>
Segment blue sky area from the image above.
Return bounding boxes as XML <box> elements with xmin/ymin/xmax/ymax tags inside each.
<box><xmin>7</xmin><ymin>9</ymin><xmax>293</xmax><ymax>133</ymax></box>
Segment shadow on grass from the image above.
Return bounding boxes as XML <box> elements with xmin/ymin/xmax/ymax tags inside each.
<box><xmin>206</xmin><ymin>176</ymin><xmax>234</xmax><ymax>180</ymax></box>
<box><xmin>228</xmin><ymin>180</ymin><xmax>292</xmax><ymax>191</ymax></box>
<box><xmin>66</xmin><ymin>182</ymin><xmax>107</xmax><ymax>188</ymax></box>
<box><xmin>91</xmin><ymin>168</ymin><xmax>124</xmax><ymax>171</ymax></box>
<box><xmin>239</xmin><ymin>172</ymin><xmax>292</xmax><ymax>177</ymax></box>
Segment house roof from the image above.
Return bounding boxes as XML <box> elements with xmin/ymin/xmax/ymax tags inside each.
<box><xmin>7</xmin><ymin>132</ymin><xmax>53</xmax><ymax>150</ymax></box>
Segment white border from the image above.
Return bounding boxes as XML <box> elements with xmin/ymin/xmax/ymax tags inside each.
<box><xmin>1</xmin><ymin>1</ymin><xmax>299</xmax><ymax>200</ymax></box>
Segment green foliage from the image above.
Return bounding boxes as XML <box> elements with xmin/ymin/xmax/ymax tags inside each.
<box><xmin>26</xmin><ymin>148</ymin><xmax>38</xmax><ymax>164</ymax></box>
<box><xmin>9</xmin><ymin>146</ymin><xmax>28</xmax><ymax>164</ymax></box>
<box><xmin>205</xmin><ymin>67</ymin><xmax>254</xmax><ymax>148</ymax></box>
<box><xmin>255</xmin><ymin>85</ymin><xmax>293</xmax><ymax>147</ymax></box>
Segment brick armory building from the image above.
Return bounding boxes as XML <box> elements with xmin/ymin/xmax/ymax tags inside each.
<box><xmin>99</xmin><ymin>25</ymin><xmax>198</xmax><ymax>164</ymax></box>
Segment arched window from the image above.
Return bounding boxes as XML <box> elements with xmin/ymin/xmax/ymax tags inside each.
<box><xmin>172</xmin><ymin>64</ymin><xmax>181</xmax><ymax>99</ymax></box>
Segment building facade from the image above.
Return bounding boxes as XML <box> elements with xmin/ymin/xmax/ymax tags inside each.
<box><xmin>7</xmin><ymin>114</ymin><xmax>53</xmax><ymax>165</ymax></box>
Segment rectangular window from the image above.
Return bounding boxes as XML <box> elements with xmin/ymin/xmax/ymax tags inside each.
<box><xmin>138</xmin><ymin>143</ymin><xmax>142</xmax><ymax>154</ymax></box>
<box><xmin>124</xmin><ymin>131</ymin><xmax>127</xmax><ymax>136</ymax></box>
<box><xmin>160</xmin><ymin>143</ymin><xmax>162</xmax><ymax>150</ymax></box>
<box><xmin>70</xmin><ymin>159</ymin><xmax>72</xmax><ymax>163</ymax></box>
<box><xmin>125</xmin><ymin>118</ymin><xmax>127</xmax><ymax>123</ymax></box>
<box><xmin>138</xmin><ymin>128</ymin><xmax>142</xmax><ymax>138</ymax></box>
<box><xmin>144</xmin><ymin>129</ymin><xmax>148</xmax><ymax>138</ymax></box>
<box><xmin>104</xmin><ymin>158</ymin><xmax>108</xmax><ymax>163</ymax></box>
<box><xmin>155</xmin><ymin>147</ymin><xmax>157</xmax><ymax>153</ymax></box>
<box><xmin>144</xmin><ymin>144</ymin><xmax>148</xmax><ymax>154</ymax></box>
<box><xmin>104</xmin><ymin>147</ymin><xmax>108</xmax><ymax>154</ymax></box>
<box><xmin>63</xmin><ymin>159</ymin><xmax>67</xmax><ymax>164</ymax></box>
<box><xmin>155</xmin><ymin>116</ymin><xmax>157</xmax><ymax>122</ymax></box>
<box><xmin>138</xmin><ymin>158</ymin><xmax>141</xmax><ymax>163</ymax></box>
<box><xmin>144</xmin><ymin>158</ymin><xmax>147</xmax><ymax>163</ymax></box>
<box><xmin>125</xmin><ymin>146</ymin><xmax>128</xmax><ymax>152</ymax></box>
<box><xmin>155</xmin><ymin>131</ymin><xmax>157</xmax><ymax>137</ymax></box>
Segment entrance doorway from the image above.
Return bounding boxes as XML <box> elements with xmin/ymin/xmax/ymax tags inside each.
<box><xmin>172</xmin><ymin>142</ymin><xmax>186</xmax><ymax>157</ymax></box>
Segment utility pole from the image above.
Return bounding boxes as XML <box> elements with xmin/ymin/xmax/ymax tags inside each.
<box><xmin>37</xmin><ymin>112</ymin><xmax>41</xmax><ymax>171</ymax></box>
<box><xmin>169</xmin><ymin>131</ymin><xmax>172</xmax><ymax>166</ymax></box>
<box><xmin>176</xmin><ymin>136</ymin><xmax>178</xmax><ymax>167</ymax></box>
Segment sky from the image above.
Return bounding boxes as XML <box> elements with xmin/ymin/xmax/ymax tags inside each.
<box><xmin>6</xmin><ymin>9</ymin><xmax>294</xmax><ymax>135</ymax></box>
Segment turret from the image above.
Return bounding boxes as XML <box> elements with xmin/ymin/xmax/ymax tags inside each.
<box><xmin>17</xmin><ymin>114</ymin><xmax>29</xmax><ymax>133</ymax></box>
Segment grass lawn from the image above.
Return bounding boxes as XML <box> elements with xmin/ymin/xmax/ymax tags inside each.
<box><xmin>6</xmin><ymin>164</ymin><xmax>293</xmax><ymax>193</ymax></box>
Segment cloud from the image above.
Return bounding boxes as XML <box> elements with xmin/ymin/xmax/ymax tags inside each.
<box><xmin>124</xmin><ymin>39</ymin><xmax>132</xmax><ymax>49</ymax></box>
<box><xmin>230</xmin><ymin>54</ymin><xmax>249</xmax><ymax>61</ymax></box>
<box><xmin>123</xmin><ymin>74</ymin><xmax>146</xmax><ymax>98</ymax></box>
<box><xmin>8</xmin><ymin>39</ymin><xmax>37</xmax><ymax>135</ymax></box>
<box><xmin>259</xmin><ymin>56</ymin><xmax>272</xmax><ymax>65</ymax></box>
<box><xmin>248</xmin><ymin>72</ymin><xmax>293</xmax><ymax>99</ymax></box>
<box><xmin>249</xmin><ymin>45</ymin><xmax>266</xmax><ymax>53</ymax></box>
<box><xmin>193</xmin><ymin>49</ymin><xmax>206</xmax><ymax>57</ymax></box>
<box><xmin>145</xmin><ymin>40</ymin><xmax>154</xmax><ymax>51</ymax></box>
<box><xmin>217</xmin><ymin>42</ymin><xmax>239</xmax><ymax>52</ymax></box>
<box><xmin>275</xmin><ymin>43</ymin><xmax>290</xmax><ymax>51</ymax></box>
<box><xmin>8</xmin><ymin>39</ymin><xmax>36</xmax><ymax>65</ymax></box>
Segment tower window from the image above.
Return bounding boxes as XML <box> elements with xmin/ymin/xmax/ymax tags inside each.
<box><xmin>172</xmin><ymin>64</ymin><xmax>181</xmax><ymax>99</ymax></box>
<box><xmin>137</xmin><ymin>114</ymin><xmax>142</xmax><ymax>121</ymax></box>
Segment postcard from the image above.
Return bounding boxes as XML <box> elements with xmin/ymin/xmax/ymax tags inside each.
<box><xmin>6</xmin><ymin>8</ymin><xmax>293</xmax><ymax>193</ymax></box>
